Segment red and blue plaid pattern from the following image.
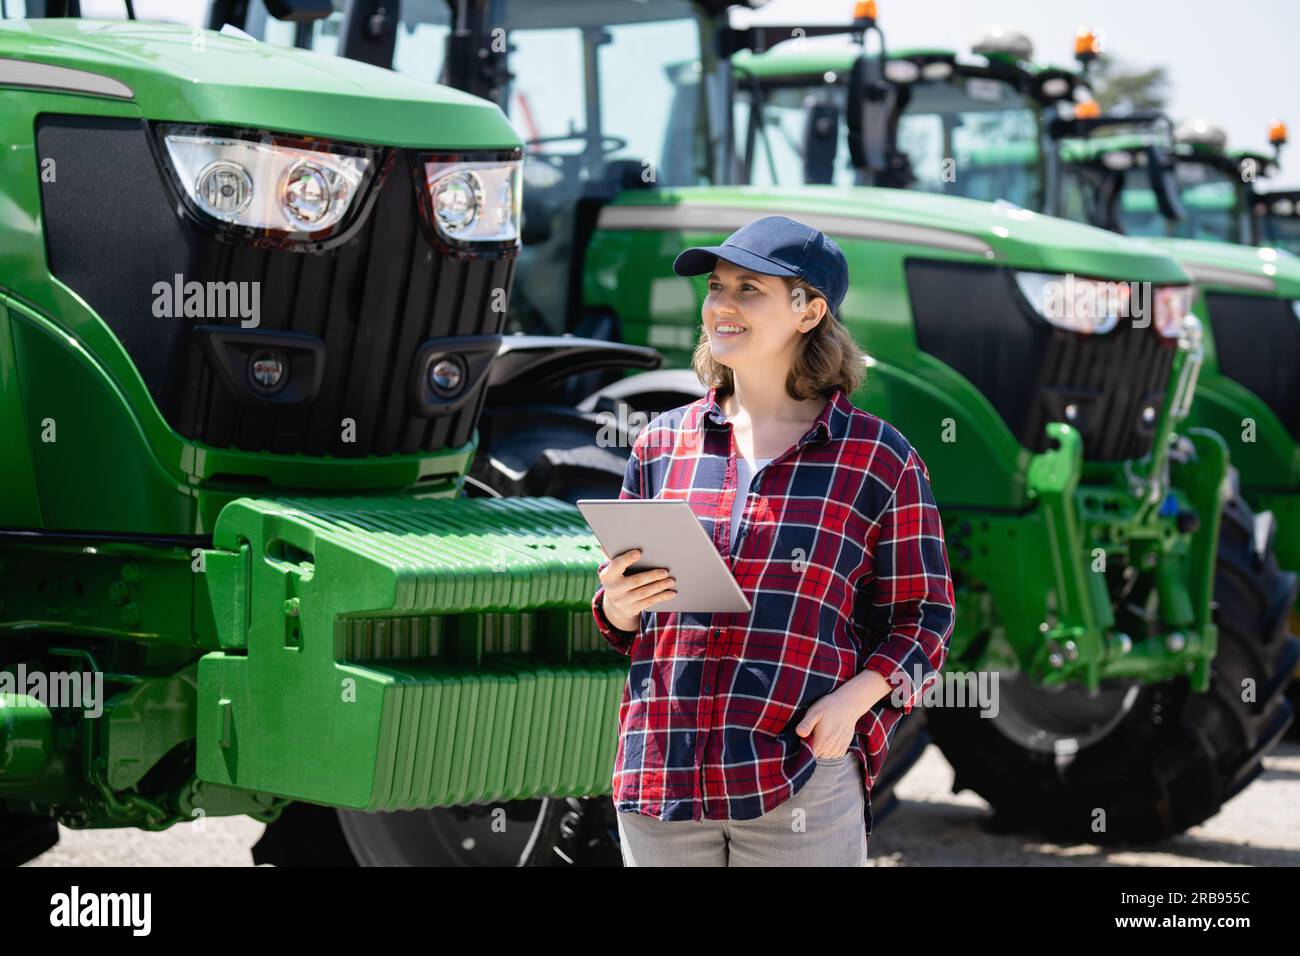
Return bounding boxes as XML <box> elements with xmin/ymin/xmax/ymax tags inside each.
<box><xmin>591</xmin><ymin>385</ymin><xmax>955</xmax><ymax>836</ymax></box>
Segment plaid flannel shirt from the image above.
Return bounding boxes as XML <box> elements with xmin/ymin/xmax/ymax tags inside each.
<box><xmin>591</xmin><ymin>385</ymin><xmax>955</xmax><ymax>836</ymax></box>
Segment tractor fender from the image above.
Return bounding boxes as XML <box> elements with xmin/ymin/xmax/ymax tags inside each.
<box><xmin>487</xmin><ymin>334</ymin><xmax>661</xmax><ymax>393</ymax></box>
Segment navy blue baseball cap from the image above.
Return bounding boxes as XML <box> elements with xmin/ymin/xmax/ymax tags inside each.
<box><xmin>672</xmin><ymin>215</ymin><xmax>849</xmax><ymax>317</ymax></box>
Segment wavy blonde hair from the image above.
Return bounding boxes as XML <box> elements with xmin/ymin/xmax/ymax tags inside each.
<box><xmin>691</xmin><ymin>276</ymin><xmax>866</xmax><ymax>401</ymax></box>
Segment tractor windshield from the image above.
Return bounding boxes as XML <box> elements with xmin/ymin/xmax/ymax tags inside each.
<box><xmin>484</xmin><ymin>1</ymin><xmax>712</xmax><ymax>334</ymax></box>
<box><xmin>223</xmin><ymin>0</ymin><xmax>709</xmax><ymax>190</ymax></box>
<box><xmin>201</xmin><ymin>1</ymin><xmax>444</xmax><ymax>79</ymax></box>
<box><xmin>1</xmin><ymin>0</ymin><xmax>197</xmax><ymax>21</ymax></box>
<box><xmin>1257</xmin><ymin>194</ymin><xmax>1300</xmax><ymax>255</ymax></box>
<box><xmin>1118</xmin><ymin>159</ymin><xmax>1248</xmax><ymax>243</ymax></box>
<box><xmin>895</xmin><ymin>75</ymin><xmax>1043</xmax><ymax>208</ymax></box>
<box><xmin>734</xmin><ymin>79</ymin><xmax>858</xmax><ymax>187</ymax></box>
<box><xmin>732</xmin><ymin>66</ymin><xmax>1044</xmax><ymax>208</ymax></box>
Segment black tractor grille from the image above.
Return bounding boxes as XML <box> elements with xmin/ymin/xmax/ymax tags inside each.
<box><xmin>907</xmin><ymin>260</ymin><xmax>1177</xmax><ymax>461</ymax></box>
<box><xmin>36</xmin><ymin>115</ymin><xmax>516</xmax><ymax>458</ymax></box>
<box><xmin>1205</xmin><ymin>292</ymin><xmax>1300</xmax><ymax>442</ymax></box>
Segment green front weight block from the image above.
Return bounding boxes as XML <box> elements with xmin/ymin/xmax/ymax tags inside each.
<box><xmin>196</xmin><ymin>495</ymin><xmax>627</xmax><ymax>811</ymax></box>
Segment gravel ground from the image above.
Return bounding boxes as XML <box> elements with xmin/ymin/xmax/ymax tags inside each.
<box><xmin>23</xmin><ymin>739</ymin><xmax>1300</xmax><ymax>867</ymax></box>
<box><xmin>866</xmin><ymin>739</ymin><xmax>1300</xmax><ymax>867</ymax></box>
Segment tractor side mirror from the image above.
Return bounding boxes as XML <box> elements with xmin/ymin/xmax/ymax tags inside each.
<box><xmin>1145</xmin><ymin>144</ymin><xmax>1185</xmax><ymax>222</ymax></box>
<box><xmin>1094</xmin><ymin>168</ymin><xmax>1124</xmax><ymax>232</ymax></box>
<box><xmin>803</xmin><ymin>101</ymin><xmax>840</xmax><ymax>184</ymax></box>
<box><xmin>847</xmin><ymin>52</ymin><xmax>890</xmax><ymax>178</ymax></box>
<box><xmin>340</xmin><ymin>0</ymin><xmax>398</xmax><ymax>67</ymax></box>
<box><xmin>847</xmin><ymin>52</ymin><xmax>889</xmax><ymax>175</ymax></box>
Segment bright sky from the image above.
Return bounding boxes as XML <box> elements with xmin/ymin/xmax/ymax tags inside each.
<box><xmin>737</xmin><ymin>0</ymin><xmax>1300</xmax><ymax>188</ymax></box>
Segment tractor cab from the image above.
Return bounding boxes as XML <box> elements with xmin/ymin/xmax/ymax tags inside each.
<box><xmin>725</xmin><ymin>20</ymin><xmax>1239</xmax><ymax>246</ymax></box>
<box><xmin>1059</xmin><ymin>116</ymin><xmax>1281</xmax><ymax>246</ymax></box>
<box><xmin>1257</xmin><ymin>188</ymin><xmax>1300</xmax><ymax>256</ymax></box>
<box><xmin>729</xmin><ymin>24</ymin><xmax>1091</xmax><ymax>212</ymax></box>
<box><xmin>1016</xmin><ymin>28</ymin><xmax>1288</xmax><ymax>249</ymax></box>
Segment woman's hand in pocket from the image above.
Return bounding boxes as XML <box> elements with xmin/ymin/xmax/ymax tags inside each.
<box><xmin>795</xmin><ymin>684</ymin><xmax>863</xmax><ymax>758</ymax></box>
<box><xmin>599</xmin><ymin>547</ymin><xmax>676</xmax><ymax>631</ymax></box>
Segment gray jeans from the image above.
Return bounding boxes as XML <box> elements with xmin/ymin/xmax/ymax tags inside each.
<box><xmin>615</xmin><ymin>753</ymin><xmax>869</xmax><ymax>866</ymax></box>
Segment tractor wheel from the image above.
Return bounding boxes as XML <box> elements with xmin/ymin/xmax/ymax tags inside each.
<box><xmin>925</xmin><ymin>490</ymin><xmax>1299</xmax><ymax>844</ymax></box>
<box><xmin>250</xmin><ymin>796</ymin><xmax>621</xmax><ymax>867</ymax></box>
<box><xmin>1216</xmin><ymin>485</ymin><xmax>1300</xmax><ymax>744</ymax></box>
<box><xmin>869</xmin><ymin>712</ymin><xmax>929</xmax><ymax>826</ymax></box>
<box><xmin>0</xmin><ymin>806</ymin><xmax>60</xmax><ymax>866</ymax></box>
<box><xmin>468</xmin><ymin>369</ymin><xmax>708</xmax><ymax>501</ymax></box>
<box><xmin>468</xmin><ymin>403</ymin><xmax>634</xmax><ymax>500</ymax></box>
<box><xmin>250</xmin><ymin>802</ymin><xmax>358</xmax><ymax>867</ymax></box>
<box><xmin>1289</xmin><ymin>672</ymin><xmax>1300</xmax><ymax>741</ymax></box>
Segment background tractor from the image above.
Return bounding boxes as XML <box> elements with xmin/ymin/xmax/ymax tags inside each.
<box><xmin>1256</xmin><ymin>187</ymin><xmax>1300</xmax><ymax>256</ymax></box>
<box><xmin>218</xmin><ymin>0</ymin><xmax>1300</xmax><ymax>848</ymax></box>
<box><xmin>727</xmin><ymin>15</ymin><xmax>1300</xmax><ymax>750</ymax></box>
<box><xmin>1027</xmin><ymin>60</ymin><xmax>1300</xmax><ymax>739</ymax></box>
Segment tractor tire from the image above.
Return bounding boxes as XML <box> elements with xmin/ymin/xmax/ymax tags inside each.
<box><xmin>468</xmin><ymin>403</ymin><xmax>633</xmax><ymax>500</ymax></box>
<box><xmin>1289</xmin><ymin>675</ymin><xmax>1300</xmax><ymax>742</ymax></box>
<box><xmin>869</xmin><ymin>712</ymin><xmax>929</xmax><ymax>826</ymax></box>
<box><xmin>925</xmin><ymin>490</ymin><xmax>1300</xmax><ymax>844</ymax></box>
<box><xmin>1216</xmin><ymin>486</ymin><xmax>1300</xmax><ymax>744</ymax></box>
<box><xmin>250</xmin><ymin>795</ymin><xmax>622</xmax><ymax>867</ymax></box>
<box><xmin>469</xmin><ymin>369</ymin><xmax>707</xmax><ymax>502</ymax></box>
<box><xmin>250</xmin><ymin>801</ymin><xmax>358</xmax><ymax>867</ymax></box>
<box><xmin>0</xmin><ymin>806</ymin><xmax>60</xmax><ymax>866</ymax></box>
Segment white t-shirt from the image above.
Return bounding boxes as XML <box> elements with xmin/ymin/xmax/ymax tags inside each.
<box><xmin>730</xmin><ymin>456</ymin><xmax>773</xmax><ymax>551</ymax></box>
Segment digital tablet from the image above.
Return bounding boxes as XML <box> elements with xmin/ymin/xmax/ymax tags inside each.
<box><xmin>576</xmin><ymin>499</ymin><xmax>752</xmax><ymax>613</ymax></box>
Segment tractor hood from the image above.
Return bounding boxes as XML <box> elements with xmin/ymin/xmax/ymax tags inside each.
<box><xmin>0</xmin><ymin>19</ymin><xmax>519</xmax><ymax>150</ymax></box>
<box><xmin>1149</xmin><ymin>238</ymin><xmax>1300</xmax><ymax>298</ymax></box>
<box><xmin>604</xmin><ymin>186</ymin><xmax>1190</xmax><ymax>283</ymax></box>
<box><xmin>1059</xmin><ymin>133</ymin><xmax>1163</xmax><ymax>164</ymax></box>
<box><xmin>733</xmin><ymin>46</ymin><xmax>856</xmax><ymax>78</ymax></box>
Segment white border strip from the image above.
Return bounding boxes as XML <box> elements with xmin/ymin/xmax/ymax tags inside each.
<box><xmin>0</xmin><ymin>58</ymin><xmax>134</xmax><ymax>100</ymax></box>
<box><xmin>596</xmin><ymin>204</ymin><xmax>993</xmax><ymax>257</ymax></box>
<box><xmin>1181</xmin><ymin>263</ymin><xmax>1277</xmax><ymax>293</ymax></box>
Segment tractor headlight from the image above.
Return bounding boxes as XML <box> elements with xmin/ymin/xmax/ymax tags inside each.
<box><xmin>1015</xmin><ymin>270</ymin><xmax>1193</xmax><ymax>338</ymax></box>
<box><xmin>158</xmin><ymin>124</ymin><xmax>378</xmax><ymax>245</ymax></box>
<box><xmin>422</xmin><ymin>159</ymin><xmax>522</xmax><ymax>244</ymax></box>
<box><xmin>196</xmin><ymin>160</ymin><xmax>254</xmax><ymax>215</ymax></box>
<box><xmin>1014</xmin><ymin>271</ymin><xmax>1127</xmax><ymax>334</ymax></box>
<box><xmin>1152</xmin><ymin>285</ymin><xmax>1195</xmax><ymax>337</ymax></box>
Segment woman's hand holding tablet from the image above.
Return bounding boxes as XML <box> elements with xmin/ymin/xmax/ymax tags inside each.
<box><xmin>579</xmin><ymin>499</ymin><xmax>753</xmax><ymax>613</ymax></box>
<box><xmin>596</xmin><ymin>547</ymin><xmax>677</xmax><ymax>631</ymax></box>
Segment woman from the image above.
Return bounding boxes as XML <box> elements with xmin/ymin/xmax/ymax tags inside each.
<box><xmin>591</xmin><ymin>215</ymin><xmax>955</xmax><ymax>866</ymax></box>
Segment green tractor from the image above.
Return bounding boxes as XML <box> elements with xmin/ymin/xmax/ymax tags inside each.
<box><xmin>0</xmin><ymin>2</ymin><xmax>679</xmax><ymax>867</ymax></box>
<box><xmin>1252</xmin><ymin>124</ymin><xmax>1300</xmax><ymax>257</ymax></box>
<box><xmin>1064</xmin><ymin>113</ymin><xmax>1287</xmax><ymax>245</ymax></box>
<box><xmin>229</xmin><ymin>0</ymin><xmax>1300</xmax><ymax>845</ymax></box>
<box><xmin>1023</xmin><ymin>68</ymin><xmax>1300</xmax><ymax>738</ymax></box>
<box><xmin>729</xmin><ymin>15</ymin><xmax>1300</xmax><ymax>749</ymax></box>
<box><xmin>4</xmin><ymin>0</ymin><xmax>1292</xmax><ymax>868</ymax></box>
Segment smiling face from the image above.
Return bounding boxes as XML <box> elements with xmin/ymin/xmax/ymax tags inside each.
<box><xmin>703</xmin><ymin>259</ymin><xmax>827</xmax><ymax>374</ymax></box>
